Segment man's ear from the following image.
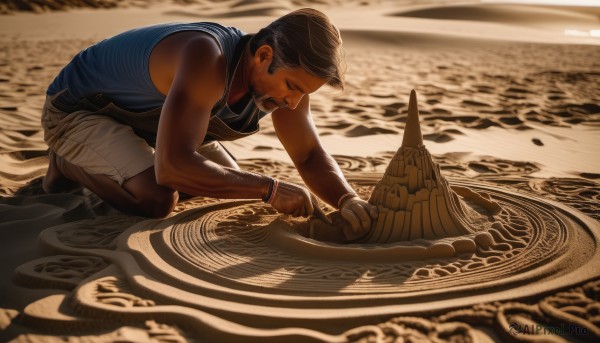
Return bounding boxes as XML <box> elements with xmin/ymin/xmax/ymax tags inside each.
<box><xmin>255</xmin><ymin>45</ymin><xmax>273</xmax><ymax>65</ymax></box>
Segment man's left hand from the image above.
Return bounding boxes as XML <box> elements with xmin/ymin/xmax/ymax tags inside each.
<box><xmin>339</xmin><ymin>195</ymin><xmax>378</xmax><ymax>240</ymax></box>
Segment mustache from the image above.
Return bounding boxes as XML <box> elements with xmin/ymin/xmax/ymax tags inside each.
<box><xmin>249</xmin><ymin>85</ymin><xmax>288</xmax><ymax>112</ymax></box>
<box><xmin>253</xmin><ymin>93</ymin><xmax>287</xmax><ymax>111</ymax></box>
<box><xmin>265</xmin><ymin>98</ymin><xmax>287</xmax><ymax>108</ymax></box>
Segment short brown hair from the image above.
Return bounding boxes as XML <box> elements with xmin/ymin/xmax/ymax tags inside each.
<box><xmin>250</xmin><ymin>8</ymin><xmax>345</xmax><ymax>90</ymax></box>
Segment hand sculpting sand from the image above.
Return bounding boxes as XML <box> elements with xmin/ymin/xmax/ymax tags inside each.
<box><xmin>309</xmin><ymin>90</ymin><xmax>502</xmax><ymax>246</ymax></box>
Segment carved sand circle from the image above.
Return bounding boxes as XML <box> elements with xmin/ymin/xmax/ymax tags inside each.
<box><xmin>121</xmin><ymin>178</ymin><xmax>600</xmax><ymax>328</ymax></box>
<box><xmin>111</xmin><ymin>90</ymin><xmax>600</xmax><ymax>331</ymax></box>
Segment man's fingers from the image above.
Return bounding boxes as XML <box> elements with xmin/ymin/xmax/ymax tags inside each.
<box><xmin>341</xmin><ymin>208</ymin><xmax>361</xmax><ymax>232</ymax></box>
<box><xmin>369</xmin><ymin>204</ymin><xmax>378</xmax><ymax>219</ymax></box>
<box><xmin>292</xmin><ymin>205</ymin><xmax>303</xmax><ymax>217</ymax></box>
<box><xmin>313</xmin><ymin>205</ymin><xmax>332</xmax><ymax>224</ymax></box>
<box><xmin>309</xmin><ymin>194</ymin><xmax>332</xmax><ymax>224</ymax></box>
<box><xmin>272</xmin><ymin>181</ymin><xmax>312</xmax><ymax>217</ymax></box>
<box><xmin>352</xmin><ymin>202</ymin><xmax>372</xmax><ymax>230</ymax></box>
<box><xmin>304</xmin><ymin>192</ymin><xmax>314</xmax><ymax>216</ymax></box>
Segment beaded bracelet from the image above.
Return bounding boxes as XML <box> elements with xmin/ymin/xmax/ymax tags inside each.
<box><xmin>262</xmin><ymin>178</ymin><xmax>280</xmax><ymax>204</ymax></box>
<box><xmin>267</xmin><ymin>179</ymin><xmax>280</xmax><ymax>205</ymax></box>
<box><xmin>262</xmin><ymin>178</ymin><xmax>275</xmax><ymax>203</ymax></box>
<box><xmin>337</xmin><ymin>192</ymin><xmax>358</xmax><ymax>209</ymax></box>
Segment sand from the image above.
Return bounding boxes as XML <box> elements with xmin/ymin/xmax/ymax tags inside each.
<box><xmin>1</xmin><ymin>0</ymin><xmax>600</xmax><ymax>342</ymax></box>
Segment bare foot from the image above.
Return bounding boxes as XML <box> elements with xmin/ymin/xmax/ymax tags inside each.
<box><xmin>42</xmin><ymin>151</ymin><xmax>81</xmax><ymax>193</ymax></box>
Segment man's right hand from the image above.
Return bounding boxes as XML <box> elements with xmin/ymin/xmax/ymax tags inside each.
<box><xmin>268</xmin><ymin>181</ymin><xmax>315</xmax><ymax>217</ymax></box>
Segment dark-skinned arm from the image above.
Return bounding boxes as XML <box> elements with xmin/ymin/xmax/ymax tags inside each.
<box><xmin>272</xmin><ymin>95</ymin><xmax>377</xmax><ymax>232</ymax></box>
<box><xmin>272</xmin><ymin>95</ymin><xmax>351</xmax><ymax>207</ymax></box>
<box><xmin>154</xmin><ymin>35</ymin><xmax>272</xmax><ymax>199</ymax></box>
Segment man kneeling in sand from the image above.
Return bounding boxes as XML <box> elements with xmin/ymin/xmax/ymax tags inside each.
<box><xmin>41</xmin><ymin>8</ymin><xmax>377</xmax><ymax>234</ymax></box>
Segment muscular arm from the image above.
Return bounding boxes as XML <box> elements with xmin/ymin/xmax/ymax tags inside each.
<box><xmin>272</xmin><ymin>95</ymin><xmax>354</xmax><ymax>208</ymax></box>
<box><xmin>154</xmin><ymin>35</ymin><xmax>271</xmax><ymax>199</ymax></box>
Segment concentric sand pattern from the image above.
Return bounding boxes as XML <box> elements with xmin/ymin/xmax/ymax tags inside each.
<box><xmin>84</xmin><ymin>94</ymin><xmax>596</xmax><ymax>336</ymax></box>
<box><xmin>20</xmin><ymin>185</ymin><xmax>600</xmax><ymax>341</ymax></box>
<box><xmin>12</xmin><ymin>92</ymin><xmax>600</xmax><ymax>341</ymax></box>
<box><xmin>17</xmin><ymin>94</ymin><xmax>600</xmax><ymax>340</ymax></box>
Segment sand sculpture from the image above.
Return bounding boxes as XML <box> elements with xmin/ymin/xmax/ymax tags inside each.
<box><xmin>10</xmin><ymin>92</ymin><xmax>600</xmax><ymax>341</ymax></box>
<box><xmin>15</xmin><ymin>178</ymin><xmax>600</xmax><ymax>341</ymax></box>
<box><xmin>307</xmin><ymin>90</ymin><xmax>501</xmax><ymax>251</ymax></box>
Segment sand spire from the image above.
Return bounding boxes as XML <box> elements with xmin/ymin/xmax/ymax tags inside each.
<box><xmin>401</xmin><ymin>89</ymin><xmax>424</xmax><ymax>148</ymax></box>
<box><xmin>361</xmin><ymin>90</ymin><xmax>482</xmax><ymax>243</ymax></box>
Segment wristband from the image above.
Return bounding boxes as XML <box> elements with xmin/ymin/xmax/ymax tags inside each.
<box><xmin>337</xmin><ymin>192</ymin><xmax>358</xmax><ymax>209</ymax></box>
<box><xmin>262</xmin><ymin>178</ymin><xmax>275</xmax><ymax>203</ymax></box>
<box><xmin>267</xmin><ymin>179</ymin><xmax>280</xmax><ymax>205</ymax></box>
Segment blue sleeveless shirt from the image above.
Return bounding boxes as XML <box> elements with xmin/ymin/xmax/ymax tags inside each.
<box><xmin>47</xmin><ymin>22</ymin><xmax>247</xmax><ymax>113</ymax></box>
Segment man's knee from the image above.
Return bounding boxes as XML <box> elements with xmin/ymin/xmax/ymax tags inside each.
<box><xmin>123</xmin><ymin>167</ymin><xmax>178</xmax><ymax>218</ymax></box>
<box><xmin>138</xmin><ymin>188</ymin><xmax>178</xmax><ymax>218</ymax></box>
<box><xmin>198</xmin><ymin>142</ymin><xmax>239</xmax><ymax>169</ymax></box>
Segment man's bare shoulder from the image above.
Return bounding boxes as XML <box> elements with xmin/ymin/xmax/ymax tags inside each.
<box><xmin>180</xmin><ymin>32</ymin><xmax>224</xmax><ymax>63</ymax></box>
<box><xmin>150</xmin><ymin>31</ymin><xmax>226</xmax><ymax>97</ymax></box>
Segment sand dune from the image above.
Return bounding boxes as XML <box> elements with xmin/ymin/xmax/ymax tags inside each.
<box><xmin>391</xmin><ymin>3</ymin><xmax>599</xmax><ymax>25</ymax></box>
<box><xmin>0</xmin><ymin>0</ymin><xmax>455</xmax><ymax>14</ymax></box>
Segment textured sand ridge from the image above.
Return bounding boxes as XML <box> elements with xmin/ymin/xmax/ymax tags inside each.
<box><xmin>1</xmin><ymin>1</ymin><xmax>600</xmax><ymax>341</ymax></box>
<box><xmin>11</xmin><ymin>91</ymin><xmax>600</xmax><ymax>340</ymax></box>
<box><xmin>9</xmin><ymin>173</ymin><xmax>599</xmax><ymax>341</ymax></box>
